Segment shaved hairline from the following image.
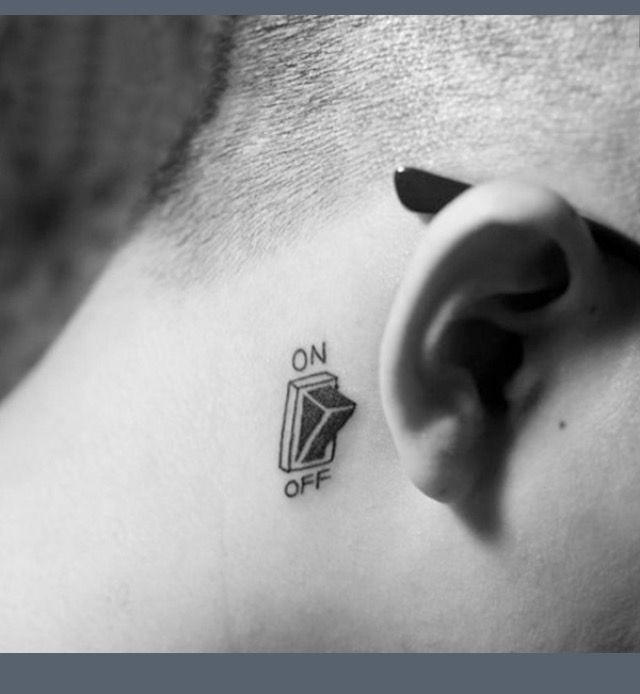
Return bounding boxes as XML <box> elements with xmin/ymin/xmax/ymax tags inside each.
<box><xmin>141</xmin><ymin>15</ymin><xmax>640</xmax><ymax>284</ymax></box>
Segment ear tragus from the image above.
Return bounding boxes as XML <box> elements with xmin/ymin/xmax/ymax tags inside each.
<box><xmin>380</xmin><ymin>179</ymin><xmax>602</xmax><ymax>503</ymax></box>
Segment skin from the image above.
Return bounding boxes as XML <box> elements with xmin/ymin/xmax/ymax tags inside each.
<box><xmin>0</xmin><ymin>16</ymin><xmax>638</xmax><ymax>651</ymax></box>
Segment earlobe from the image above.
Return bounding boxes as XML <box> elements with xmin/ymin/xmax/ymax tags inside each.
<box><xmin>379</xmin><ymin>179</ymin><xmax>604</xmax><ymax>503</ymax></box>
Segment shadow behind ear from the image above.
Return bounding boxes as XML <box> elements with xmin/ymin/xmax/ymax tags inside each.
<box><xmin>379</xmin><ymin>180</ymin><xmax>602</xmax><ymax>510</ymax></box>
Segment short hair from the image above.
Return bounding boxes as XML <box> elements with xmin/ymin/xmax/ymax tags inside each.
<box><xmin>0</xmin><ymin>16</ymin><xmax>638</xmax><ymax>396</ymax></box>
<box><xmin>0</xmin><ymin>16</ymin><xmax>231</xmax><ymax>395</ymax></box>
<box><xmin>142</xmin><ymin>15</ymin><xmax>640</xmax><ymax>285</ymax></box>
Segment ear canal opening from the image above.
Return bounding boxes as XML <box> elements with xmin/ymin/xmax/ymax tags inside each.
<box><xmin>497</xmin><ymin>241</ymin><xmax>570</xmax><ymax>312</ymax></box>
<box><xmin>438</xmin><ymin>319</ymin><xmax>524</xmax><ymax>414</ymax></box>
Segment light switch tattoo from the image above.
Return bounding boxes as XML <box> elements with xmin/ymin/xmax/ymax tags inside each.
<box><xmin>278</xmin><ymin>343</ymin><xmax>356</xmax><ymax>498</ymax></box>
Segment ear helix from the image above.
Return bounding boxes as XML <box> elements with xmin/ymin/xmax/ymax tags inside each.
<box><xmin>380</xmin><ymin>175</ymin><xmax>603</xmax><ymax>502</ymax></box>
<box><xmin>393</xmin><ymin>168</ymin><xmax>602</xmax><ymax>326</ymax></box>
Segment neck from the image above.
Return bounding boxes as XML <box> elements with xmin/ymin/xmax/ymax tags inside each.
<box><xmin>0</xmin><ymin>184</ymin><xmax>463</xmax><ymax>650</ymax></box>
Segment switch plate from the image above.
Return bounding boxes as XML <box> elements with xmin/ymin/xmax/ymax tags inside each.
<box><xmin>279</xmin><ymin>371</ymin><xmax>356</xmax><ymax>473</ymax></box>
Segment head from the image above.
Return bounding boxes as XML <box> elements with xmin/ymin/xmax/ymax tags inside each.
<box><xmin>3</xmin><ymin>15</ymin><xmax>640</xmax><ymax>651</ymax></box>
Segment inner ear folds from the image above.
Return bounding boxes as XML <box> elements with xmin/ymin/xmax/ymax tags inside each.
<box><xmin>429</xmin><ymin>233</ymin><xmax>571</xmax><ymax>415</ymax></box>
<box><xmin>435</xmin><ymin>317</ymin><xmax>524</xmax><ymax>415</ymax></box>
<box><xmin>380</xmin><ymin>179</ymin><xmax>602</xmax><ymax>503</ymax></box>
<box><xmin>494</xmin><ymin>238</ymin><xmax>570</xmax><ymax>312</ymax></box>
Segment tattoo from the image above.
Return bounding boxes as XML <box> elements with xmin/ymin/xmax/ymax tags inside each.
<box><xmin>291</xmin><ymin>342</ymin><xmax>326</xmax><ymax>372</ymax></box>
<box><xmin>279</xmin><ymin>343</ymin><xmax>356</xmax><ymax>498</ymax></box>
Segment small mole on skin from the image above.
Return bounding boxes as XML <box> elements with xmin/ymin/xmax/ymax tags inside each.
<box><xmin>559</xmin><ymin>420</ymin><xmax>566</xmax><ymax>429</ymax></box>
<box><xmin>588</xmin><ymin>305</ymin><xmax>597</xmax><ymax>316</ymax></box>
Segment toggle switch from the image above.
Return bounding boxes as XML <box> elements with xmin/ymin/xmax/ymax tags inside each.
<box><xmin>279</xmin><ymin>371</ymin><xmax>356</xmax><ymax>473</ymax></box>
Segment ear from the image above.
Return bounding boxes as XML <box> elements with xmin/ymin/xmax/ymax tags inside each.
<box><xmin>379</xmin><ymin>179</ymin><xmax>605</xmax><ymax>503</ymax></box>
